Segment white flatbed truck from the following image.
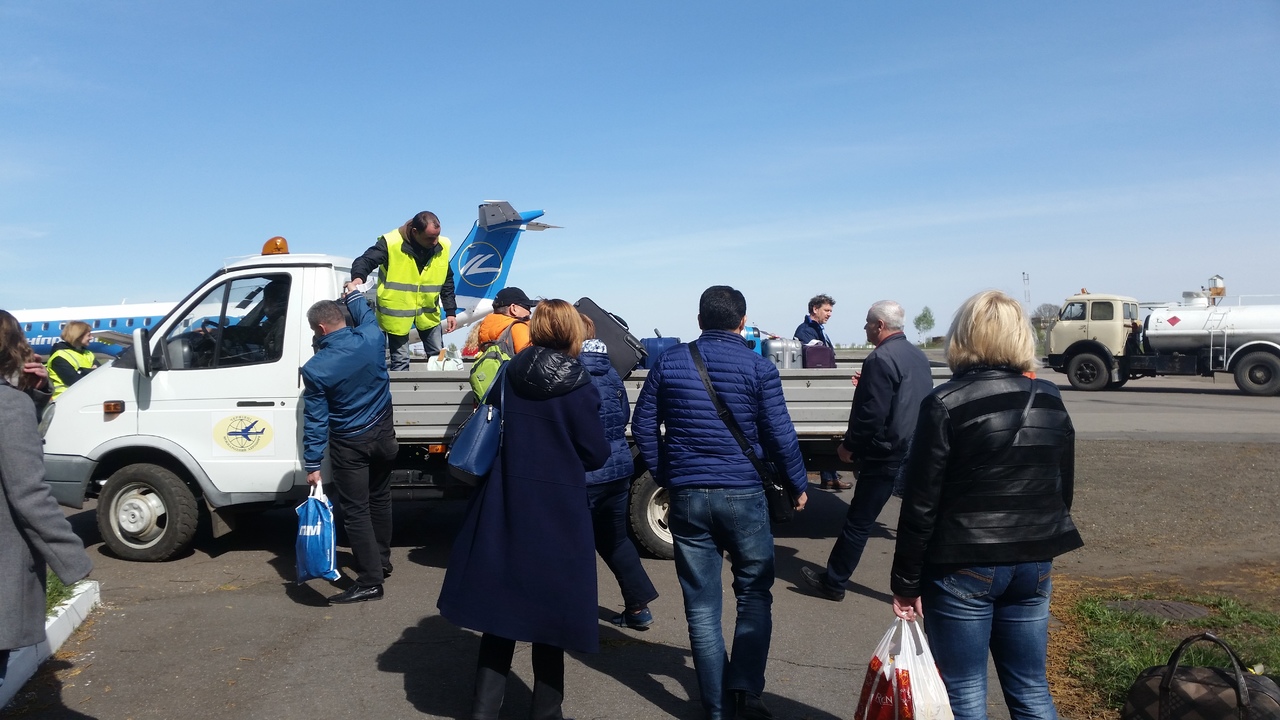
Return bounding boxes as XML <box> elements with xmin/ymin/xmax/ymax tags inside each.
<box><xmin>40</xmin><ymin>248</ymin><xmax>898</xmax><ymax>562</ymax></box>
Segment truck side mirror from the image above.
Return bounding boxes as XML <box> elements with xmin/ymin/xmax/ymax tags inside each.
<box><xmin>131</xmin><ymin>327</ymin><xmax>153</xmax><ymax>377</ymax></box>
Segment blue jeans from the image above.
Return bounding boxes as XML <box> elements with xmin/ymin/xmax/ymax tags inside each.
<box><xmin>587</xmin><ymin>479</ymin><xmax>658</xmax><ymax>610</ymax></box>
<box><xmin>386</xmin><ymin>324</ymin><xmax>443</xmax><ymax>371</ymax></box>
<box><xmin>922</xmin><ymin>562</ymin><xmax>1058</xmax><ymax>720</ymax></box>
<box><xmin>670</xmin><ymin>486</ymin><xmax>775</xmax><ymax>720</ymax></box>
<box><xmin>823</xmin><ymin>471</ymin><xmax>895</xmax><ymax>587</ymax></box>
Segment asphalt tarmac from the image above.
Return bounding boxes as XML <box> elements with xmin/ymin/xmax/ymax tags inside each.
<box><xmin>6</xmin><ymin>375</ymin><xmax>1278</xmax><ymax>719</ymax></box>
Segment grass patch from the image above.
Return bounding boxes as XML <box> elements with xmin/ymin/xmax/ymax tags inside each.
<box><xmin>1066</xmin><ymin>591</ymin><xmax>1280</xmax><ymax>710</ymax></box>
<box><xmin>45</xmin><ymin>570</ymin><xmax>75</xmax><ymax>617</ymax></box>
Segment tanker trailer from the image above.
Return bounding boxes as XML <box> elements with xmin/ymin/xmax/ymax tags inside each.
<box><xmin>1143</xmin><ymin>303</ymin><xmax>1280</xmax><ymax>395</ymax></box>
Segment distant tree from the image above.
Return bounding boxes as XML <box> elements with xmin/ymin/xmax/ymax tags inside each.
<box><xmin>913</xmin><ymin>307</ymin><xmax>935</xmax><ymax>343</ymax></box>
<box><xmin>1032</xmin><ymin>303</ymin><xmax>1060</xmax><ymax>329</ymax></box>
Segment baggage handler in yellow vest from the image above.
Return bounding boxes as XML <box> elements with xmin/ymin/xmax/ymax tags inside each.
<box><xmin>45</xmin><ymin>320</ymin><xmax>99</xmax><ymax>401</ymax></box>
<box><xmin>345</xmin><ymin>211</ymin><xmax>458</xmax><ymax>371</ymax></box>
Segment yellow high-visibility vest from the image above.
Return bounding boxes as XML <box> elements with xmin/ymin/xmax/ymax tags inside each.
<box><xmin>46</xmin><ymin>346</ymin><xmax>96</xmax><ymax>400</ymax></box>
<box><xmin>375</xmin><ymin>229</ymin><xmax>451</xmax><ymax>336</ymax></box>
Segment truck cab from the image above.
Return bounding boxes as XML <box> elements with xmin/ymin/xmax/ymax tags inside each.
<box><xmin>41</xmin><ymin>251</ymin><xmax>349</xmax><ymax>560</ymax></box>
<box><xmin>1046</xmin><ymin>292</ymin><xmax>1141</xmax><ymax>391</ymax></box>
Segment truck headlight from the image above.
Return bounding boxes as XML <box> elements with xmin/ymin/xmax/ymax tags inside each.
<box><xmin>38</xmin><ymin>402</ymin><xmax>55</xmax><ymax>438</ymax></box>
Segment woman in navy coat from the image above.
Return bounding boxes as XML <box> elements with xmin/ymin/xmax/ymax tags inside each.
<box><xmin>438</xmin><ymin>299</ymin><xmax>610</xmax><ymax>720</ymax></box>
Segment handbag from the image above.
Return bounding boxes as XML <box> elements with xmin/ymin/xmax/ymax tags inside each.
<box><xmin>295</xmin><ymin>483</ymin><xmax>340</xmax><ymax>583</ymax></box>
<box><xmin>688</xmin><ymin>342</ymin><xmax>796</xmax><ymax>523</ymax></box>
<box><xmin>1121</xmin><ymin>632</ymin><xmax>1280</xmax><ymax>720</ymax></box>
<box><xmin>448</xmin><ymin>367</ymin><xmax>505</xmax><ymax>486</ymax></box>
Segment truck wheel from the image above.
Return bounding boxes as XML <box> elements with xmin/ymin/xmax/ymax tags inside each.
<box><xmin>628</xmin><ymin>471</ymin><xmax>674</xmax><ymax>560</ymax></box>
<box><xmin>1066</xmin><ymin>353</ymin><xmax>1109</xmax><ymax>391</ymax></box>
<box><xmin>1233</xmin><ymin>352</ymin><xmax>1280</xmax><ymax>396</ymax></box>
<box><xmin>98</xmin><ymin>463</ymin><xmax>200</xmax><ymax>561</ymax></box>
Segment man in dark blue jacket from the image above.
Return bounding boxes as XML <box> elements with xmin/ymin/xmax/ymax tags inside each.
<box><xmin>793</xmin><ymin>294</ymin><xmax>850</xmax><ymax>491</ymax></box>
<box><xmin>302</xmin><ymin>290</ymin><xmax>397</xmax><ymax>604</ymax></box>
<box><xmin>802</xmin><ymin>300</ymin><xmax>933</xmax><ymax>602</ymax></box>
<box><xmin>633</xmin><ymin>286</ymin><xmax>808</xmax><ymax>720</ymax></box>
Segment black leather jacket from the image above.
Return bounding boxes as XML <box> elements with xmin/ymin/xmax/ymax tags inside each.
<box><xmin>890</xmin><ymin>367</ymin><xmax>1083</xmax><ymax>597</ymax></box>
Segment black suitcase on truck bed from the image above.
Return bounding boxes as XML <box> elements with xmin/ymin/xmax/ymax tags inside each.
<box><xmin>574</xmin><ymin>297</ymin><xmax>646</xmax><ymax>380</ymax></box>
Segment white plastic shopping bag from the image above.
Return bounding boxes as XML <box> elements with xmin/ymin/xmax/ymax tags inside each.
<box><xmin>295</xmin><ymin>484</ymin><xmax>340</xmax><ymax>582</ymax></box>
<box><xmin>855</xmin><ymin>618</ymin><xmax>954</xmax><ymax>720</ymax></box>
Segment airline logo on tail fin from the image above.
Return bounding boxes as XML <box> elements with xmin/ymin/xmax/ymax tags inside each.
<box><xmin>449</xmin><ymin>201</ymin><xmax>558</xmax><ymax>328</ymax></box>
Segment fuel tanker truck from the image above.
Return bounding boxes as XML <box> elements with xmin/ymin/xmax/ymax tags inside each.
<box><xmin>1045</xmin><ymin>276</ymin><xmax>1280</xmax><ymax>396</ymax></box>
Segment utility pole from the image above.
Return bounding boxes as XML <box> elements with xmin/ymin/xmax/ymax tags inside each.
<box><xmin>1022</xmin><ymin>272</ymin><xmax>1031</xmax><ymax>305</ymax></box>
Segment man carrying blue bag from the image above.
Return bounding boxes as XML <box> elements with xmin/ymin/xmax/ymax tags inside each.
<box><xmin>296</xmin><ymin>484</ymin><xmax>340</xmax><ymax>583</ymax></box>
<box><xmin>301</xmin><ymin>290</ymin><xmax>398</xmax><ymax>604</ymax></box>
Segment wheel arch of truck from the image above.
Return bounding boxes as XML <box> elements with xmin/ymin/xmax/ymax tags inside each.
<box><xmin>1226</xmin><ymin>341</ymin><xmax>1280</xmax><ymax>370</ymax></box>
<box><xmin>1060</xmin><ymin>340</ymin><xmax>1116</xmax><ymax>367</ymax></box>
<box><xmin>89</xmin><ymin>436</ymin><xmax>232</xmax><ymax>507</ymax></box>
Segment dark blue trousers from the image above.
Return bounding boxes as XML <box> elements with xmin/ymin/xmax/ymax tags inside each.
<box><xmin>587</xmin><ymin>479</ymin><xmax>658</xmax><ymax>610</ymax></box>
<box><xmin>823</xmin><ymin>470</ymin><xmax>896</xmax><ymax>587</ymax></box>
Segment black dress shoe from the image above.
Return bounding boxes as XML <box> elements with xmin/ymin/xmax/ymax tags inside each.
<box><xmin>382</xmin><ymin>563</ymin><xmax>393</xmax><ymax>578</ymax></box>
<box><xmin>800</xmin><ymin>567</ymin><xmax>846</xmax><ymax>602</ymax></box>
<box><xmin>733</xmin><ymin>690</ymin><xmax>774</xmax><ymax>719</ymax></box>
<box><xmin>328</xmin><ymin>584</ymin><xmax>384</xmax><ymax>604</ymax></box>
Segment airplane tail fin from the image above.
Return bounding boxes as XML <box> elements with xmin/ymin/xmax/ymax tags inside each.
<box><xmin>450</xmin><ymin>201</ymin><xmax>558</xmax><ymax>327</ymax></box>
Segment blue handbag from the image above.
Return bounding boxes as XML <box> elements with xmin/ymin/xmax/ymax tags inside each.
<box><xmin>448</xmin><ymin>367</ymin><xmax>504</xmax><ymax>485</ymax></box>
<box><xmin>295</xmin><ymin>484</ymin><xmax>340</xmax><ymax>582</ymax></box>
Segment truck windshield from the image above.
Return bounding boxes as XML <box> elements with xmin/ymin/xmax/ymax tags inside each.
<box><xmin>1060</xmin><ymin>302</ymin><xmax>1085</xmax><ymax>321</ymax></box>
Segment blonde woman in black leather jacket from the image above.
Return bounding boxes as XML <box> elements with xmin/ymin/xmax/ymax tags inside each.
<box><xmin>890</xmin><ymin>290</ymin><xmax>1083</xmax><ymax>720</ymax></box>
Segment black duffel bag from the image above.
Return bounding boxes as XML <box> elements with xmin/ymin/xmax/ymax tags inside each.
<box><xmin>1121</xmin><ymin>632</ymin><xmax>1280</xmax><ymax>720</ymax></box>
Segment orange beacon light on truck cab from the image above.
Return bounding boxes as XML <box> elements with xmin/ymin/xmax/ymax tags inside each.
<box><xmin>262</xmin><ymin>236</ymin><xmax>289</xmax><ymax>255</ymax></box>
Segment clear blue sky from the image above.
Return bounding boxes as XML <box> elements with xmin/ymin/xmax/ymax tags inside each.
<box><xmin>2</xmin><ymin>2</ymin><xmax>1277</xmax><ymax>345</ymax></box>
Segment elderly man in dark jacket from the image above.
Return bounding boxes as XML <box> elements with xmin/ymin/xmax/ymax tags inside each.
<box><xmin>633</xmin><ymin>285</ymin><xmax>808</xmax><ymax>720</ymax></box>
<box><xmin>302</xmin><ymin>290</ymin><xmax>396</xmax><ymax>605</ymax></box>
<box><xmin>802</xmin><ymin>300</ymin><xmax>933</xmax><ymax>602</ymax></box>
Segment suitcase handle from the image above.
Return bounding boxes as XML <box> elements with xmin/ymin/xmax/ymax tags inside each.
<box><xmin>1160</xmin><ymin>632</ymin><xmax>1252</xmax><ymax>710</ymax></box>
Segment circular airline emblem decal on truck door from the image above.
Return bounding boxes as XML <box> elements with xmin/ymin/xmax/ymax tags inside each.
<box><xmin>213</xmin><ymin>414</ymin><xmax>274</xmax><ymax>454</ymax></box>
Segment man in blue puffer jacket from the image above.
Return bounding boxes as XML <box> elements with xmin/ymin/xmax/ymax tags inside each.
<box><xmin>633</xmin><ymin>285</ymin><xmax>808</xmax><ymax>720</ymax></box>
<box><xmin>302</xmin><ymin>290</ymin><xmax>397</xmax><ymax>605</ymax></box>
<box><xmin>578</xmin><ymin>319</ymin><xmax>659</xmax><ymax>632</ymax></box>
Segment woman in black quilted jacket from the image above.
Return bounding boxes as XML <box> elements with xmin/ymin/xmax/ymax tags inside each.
<box><xmin>890</xmin><ymin>290</ymin><xmax>1083</xmax><ymax>720</ymax></box>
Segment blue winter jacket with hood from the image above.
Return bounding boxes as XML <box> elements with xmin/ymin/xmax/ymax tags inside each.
<box><xmin>632</xmin><ymin>330</ymin><xmax>808</xmax><ymax>497</ymax></box>
<box><xmin>581</xmin><ymin>340</ymin><xmax>635</xmax><ymax>485</ymax></box>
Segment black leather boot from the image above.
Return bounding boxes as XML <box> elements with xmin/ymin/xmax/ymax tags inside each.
<box><xmin>470</xmin><ymin>665</ymin><xmax>507</xmax><ymax>720</ymax></box>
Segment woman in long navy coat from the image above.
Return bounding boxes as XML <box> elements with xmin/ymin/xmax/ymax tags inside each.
<box><xmin>438</xmin><ymin>299</ymin><xmax>610</xmax><ymax>720</ymax></box>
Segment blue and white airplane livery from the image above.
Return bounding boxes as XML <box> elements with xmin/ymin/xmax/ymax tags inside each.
<box><xmin>12</xmin><ymin>200</ymin><xmax>554</xmax><ymax>357</ymax></box>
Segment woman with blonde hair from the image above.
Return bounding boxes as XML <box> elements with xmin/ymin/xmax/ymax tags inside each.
<box><xmin>890</xmin><ymin>290</ymin><xmax>1082</xmax><ymax>720</ymax></box>
<box><xmin>46</xmin><ymin>320</ymin><xmax>99</xmax><ymax>400</ymax></box>
<box><xmin>438</xmin><ymin>299</ymin><xmax>610</xmax><ymax>720</ymax></box>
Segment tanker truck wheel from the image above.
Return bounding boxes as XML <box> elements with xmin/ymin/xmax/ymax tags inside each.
<box><xmin>1066</xmin><ymin>353</ymin><xmax>1109</xmax><ymax>391</ymax></box>
<box><xmin>628</xmin><ymin>471</ymin><xmax>674</xmax><ymax>560</ymax></box>
<box><xmin>98</xmin><ymin>463</ymin><xmax>200</xmax><ymax>561</ymax></box>
<box><xmin>1233</xmin><ymin>352</ymin><xmax>1280</xmax><ymax>396</ymax></box>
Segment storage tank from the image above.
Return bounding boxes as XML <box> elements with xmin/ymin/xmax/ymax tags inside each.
<box><xmin>1145</xmin><ymin>305</ymin><xmax>1280</xmax><ymax>353</ymax></box>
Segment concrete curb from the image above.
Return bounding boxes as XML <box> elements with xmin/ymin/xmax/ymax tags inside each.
<box><xmin>0</xmin><ymin>580</ymin><xmax>100</xmax><ymax>709</ymax></box>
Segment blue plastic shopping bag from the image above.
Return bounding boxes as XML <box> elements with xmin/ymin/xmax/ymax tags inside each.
<box><xmin>296</xmin><ymin>484</ymin><xmax>340</xmax><ymax>582</ymax></box>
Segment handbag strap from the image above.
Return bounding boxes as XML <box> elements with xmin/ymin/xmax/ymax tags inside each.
<box><xmin>1001</xmin><ymin>377</ymin><xmax>1038</xmax><ymax>454</ymax></box>
<box><xmin>1160</xmin><ymin>632</ymin><xmax>1251</xmax><ymax>711</ymax></box>
<box><xmin>688</xmin><ymin>342</ymin><xmax>772</xmax><ymax>487</ymax></box>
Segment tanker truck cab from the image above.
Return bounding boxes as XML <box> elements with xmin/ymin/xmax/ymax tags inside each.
<box><xmin>1047</xmin><ymin>292</ymin><xmax>1140</xmax><ymax>391</ymax></box>
<box><xmin>40</xmin><ymin>248</ymin><xmax>349</xmax><ymax>560</ymax></box>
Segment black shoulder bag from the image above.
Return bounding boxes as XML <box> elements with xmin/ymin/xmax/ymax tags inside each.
<box><xmin>688</xmin><ymin>342</ymin><xmax>796</xmax><ymax>523</ymax></box>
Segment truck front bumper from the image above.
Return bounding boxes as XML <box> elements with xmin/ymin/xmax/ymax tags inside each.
<box><xmin>1046</xmin><ymin>354</ymin><xmax>1066</xmax><ymax>371</ymax></box>
<box><xmin>43</xmin><ymin>454</ymin><xmax>97</xmax><ymax>509</ymax></box>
